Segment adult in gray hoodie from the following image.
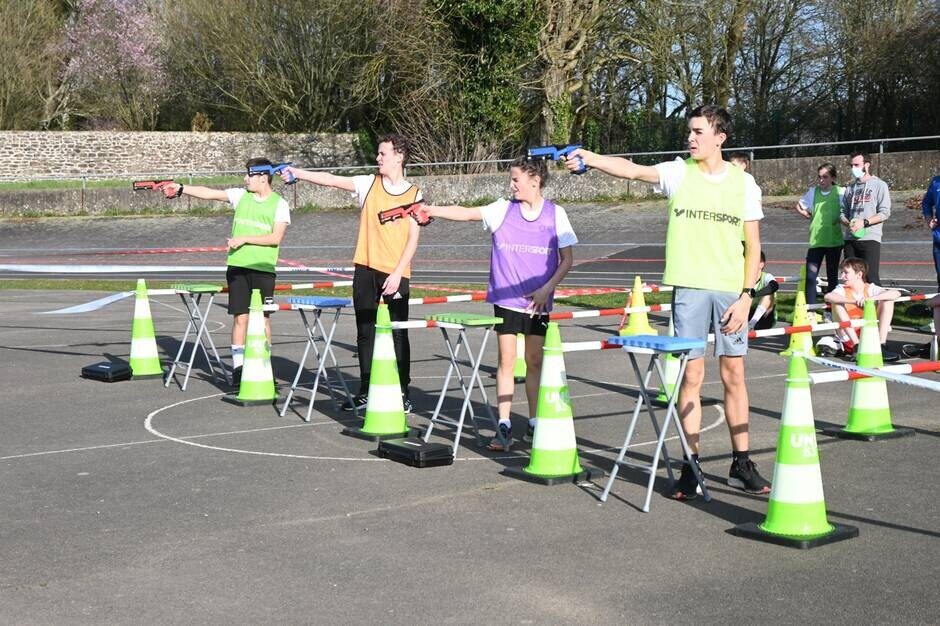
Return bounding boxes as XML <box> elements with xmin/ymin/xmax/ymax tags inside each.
<box><xmin>840</xmin><ymin>151</ymin><xmax>891</xmax><ymax>284</ymax></box>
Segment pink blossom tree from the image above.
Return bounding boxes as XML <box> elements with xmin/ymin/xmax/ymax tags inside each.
<box><xmin>64</xmin><ymin>0</ymin><xmax>168</xmax><ymax>129</ymax></box>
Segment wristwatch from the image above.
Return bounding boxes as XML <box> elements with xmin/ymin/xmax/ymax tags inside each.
<box><xmin>863</xmin><ymin>218</ymin><xmax>870</xmax><ymax>228</ymax></box>
<box><xmin>742</xmin><ymin>288</ymin><xmax>757</xmax><ymax>298</ymax></box>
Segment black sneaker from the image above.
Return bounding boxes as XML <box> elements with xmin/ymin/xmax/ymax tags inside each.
<box><xmin>881</xmin><ymin>345</ymin><xmax>900</xmax><ymax>363</ymax></box>
<box><xmin>901</xmin><ymin>342</ymin><xmax>931</xmax><ymax>359</ymax></box>
<box><xmin>230</xmin><ymin>366</ymin><xmax>242</xmax><ymax>388</ymax></box>
<box><xmin>402</xmin><ymin>397</ymin><xmax>413</xmax><ymax>414</ymax></box>
<box><xmin>728</xmin><ymin>457</ymin><xmax>771</xmax><ymax>494</ymax></box>
<box><xmin>523</xmin><ymin>424</ymin><xmax>536</xmax><ymax>442</ymax></box>
<box><xmin>341</xmin><ymin>393</ymin><xmax>368</xmax><ymax>411</ymax></box>
<box><xmin>668</xmin><ymin>459</ymin><xmax>703</xmax><ymax>500</ymax></box>
<box><xmin>487</xmin><ymin>422</ymin><xmax>512</xmax><ymax>451</ymax></box>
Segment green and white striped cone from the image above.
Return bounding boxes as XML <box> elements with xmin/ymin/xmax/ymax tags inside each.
<box><xmin>508</xmin><ymin>323</ymin><xmax>594</xmax><ymax>485</ymax></box>
<box><xmin>732</xmin><ymin>355</ymin><xmax>858</xmax><ymax>548</ymax></box>
<box><xmin>656</xmin><ymin>316</ymin><xmax>680</xmax><ymax>403</ymax></box>
<box><xmin>827</xmin><ymin>300</ymin><xmax>912</xmax><ymax>440</ymax></box>
<box><xmin>343</xmin><ymin>304</ymin><xmax>409</xmax><ymax>440</ymax></box>
<box><xmin>513</xmin><ymin>333</ymin><xmax>527</xmax><ymax>383</ymax></box>
<box><xmin>129</xmin><ymin>278</ymin><xmax>163</xmax><ymax>379</ymax></box>
<box><xmin>780</xmin><ymin>289</ymin><xmax>814</xmax><ymax>357</ymax></box>
<box><xmin>225</xmin><ymin>289</ymin><xmax>276</xmax><ymax>406</ymax></box>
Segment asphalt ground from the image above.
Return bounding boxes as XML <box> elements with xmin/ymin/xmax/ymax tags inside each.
<box><xmin>1</xmin><ymin>191</ymin><xmax>938</xmax><ymax>623</ymax></box>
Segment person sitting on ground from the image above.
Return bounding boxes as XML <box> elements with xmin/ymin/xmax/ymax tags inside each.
<box><xmin>901</xmin><ymin>294</ymin><xmax>940</xmax><ymax>359</ymax></box>
<box><xmin>748</xmin><ymin>251</ymin><xmax>778</xmax><ymax>331</ymax></box>
<box><xmin>422</xmin><ymin>157</ymin><xmax>577</xmax><ymax>452</ymax></box>
<box><xmin>821</xmin><ymin>257</ymin><xmax>900</xmax><ymax>362</ymax></box>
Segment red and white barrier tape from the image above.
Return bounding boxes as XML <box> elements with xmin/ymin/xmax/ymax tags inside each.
<box><xmin>806</xmin><ymin>355</ymin><xmax>940</xmax><ymax>391</ymax></box>
<box><xmin>809</xmin><ymin>360</ymin><xmax>940</xmax><ymax>384</ymax></box>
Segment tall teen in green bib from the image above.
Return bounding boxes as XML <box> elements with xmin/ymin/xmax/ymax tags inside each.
<box><xmin>164</xmin><ymin>159</ymin><xmax>291</xmax><ymax>385</ymax></box>
<box><xmin>566</xmin><ymin>105</ymin><xmax>772</xmax><ymax>501</ymax></box>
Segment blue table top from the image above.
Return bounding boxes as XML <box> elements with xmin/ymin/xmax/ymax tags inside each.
<box><xmin>607</xmin><ymin>334</ymin><xmax>706</xmax><ymax>352</ymax></box>
<box><xmin>286</xmin><ymin>296</ymin><xmax>352</xmax><ymax>308</ymax></box>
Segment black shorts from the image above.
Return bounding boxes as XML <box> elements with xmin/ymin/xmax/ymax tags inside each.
<box><xmin>493</xmin><ymin>305</ymin><xmax>549</xmax><ymax>336</ymax></box>
<box><xmin>226</xmin><ymin>266</ymin><xmax>276</xmax><ymax>316</ymax></box>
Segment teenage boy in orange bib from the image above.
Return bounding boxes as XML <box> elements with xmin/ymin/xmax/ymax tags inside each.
<box><xmin>565</xmin><ymin>105</ymin><xmax>771</xmax><ymax>500</ymax></box>
<box><xmin>281</xmin><ymin>134</ymin><xmax>421</xmax><ymax>412</ymax></box>
<box><xmin>164</xmin><ymin>158</ymin><xmax>291</xmax><ymax>386</ymax></box>
<box><xmin>822</xmin><ymin>257</ymin><xmax>900</xmax><ymax>363</ymax></box>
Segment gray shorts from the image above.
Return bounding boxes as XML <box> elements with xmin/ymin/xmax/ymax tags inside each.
<box><xmin>672</xmin><ymin>287</ymin><xmax>748</xmax><ymax>359</ymax></box>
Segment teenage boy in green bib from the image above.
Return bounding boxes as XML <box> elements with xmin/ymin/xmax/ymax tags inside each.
<box><xmin>164</xmin><ymin>158</ymin><xmax>291</xmax><ymax>386</ymax></box>
<box><xmin>566</xmin><ymin>105</ymin><xmax>771</xmax><ymax>500</ymax></box>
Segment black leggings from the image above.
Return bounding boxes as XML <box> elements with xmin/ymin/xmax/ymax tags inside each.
<box><xmin>805</xmin><ymin>246</ymin><xmax>842</xmax><ymax>304</ymax></box>
<box><xmin>352</xmin><ymin>265</ymin><xmax>410</xmax><ymax>397</ymax></box>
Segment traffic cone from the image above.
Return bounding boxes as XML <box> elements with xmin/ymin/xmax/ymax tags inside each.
<box><xmin>505</xmin><ymin>323</ymin><xmax>596</xmax><ymax>485</ymax></box>
<box><xmin>343</xmin><ymin>303</ymin><xmax>409</xmax><ymax>441</ymax></box>
<box><xmin>513</xmin><ymin>333</ymin><xmax>527</xmax><ymax>383</ymax></box>
<box><xmin>823</xmin><ymin>300</ymin><xmax>913</xmax><ymax>440</ymax></box>
<box><xmin>129</xmin><ymin>278</ymin><xmax>163</xmax><ymax>379</ymax></box>
<box><xmin>780</xmin><ymin>289</ymin><xmax>814</xmax><ymax>357</ymax></box>
<box><xmin>619</xmin><ymin>275</ymin><xmax>658</xmax><ymax>336</ymax></box>
<box><xmin>656</xmin><ymin>316</ymin><xmax>680</xmax><ymax>404</ymax></box>
<box><xmin>223</xmin><ymin>289</ymin><xmax>276</xmax><ymax>406</ymax></box>
<box><xmin>731</xmin><ymin>354</ymin><xmax>858</xmax><ymax>548</ymax></box>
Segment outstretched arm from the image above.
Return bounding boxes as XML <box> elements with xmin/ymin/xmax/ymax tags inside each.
<box><xmin>565</xmin><ymin>149</ymin><xmax>660</xmax><ymax>184</ymax></box>
<box><xmin>282</xmin><ymin>167</ymin><xmax>356</xmax><ymax>192</ymax></box>
<box><xmin>167</xmin><ymin>183</ymin><xmax>228</xmax><ymax>203</ymax></box>
<box><xmin>423</xmin><ymin>204</ymin><xmax>483</xmax><ymax>221</ymax></box>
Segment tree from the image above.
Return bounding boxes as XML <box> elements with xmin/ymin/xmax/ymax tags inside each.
<box><xmin>0</xmin><ymin>1</ymin><xmax>68</xmax><ymax>130</ymax></box>
<box><xmin>163</xmin><ymin>0</ymin><xmax>385</xmax><ymax>133</ymax></box>
<box><xmin>64</xmin><ymin>0</ymin><xmax>168</xmax><ymax>129</ymax></box>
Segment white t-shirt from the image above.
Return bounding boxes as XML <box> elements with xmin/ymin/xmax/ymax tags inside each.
<box><xmin>479</xmin><ymin>198</ymin><xmax>578</xmax><ymax>248</ymax></box>
<box><xmin>830</xmin><ymin>283</ymin><xmax>885</xmax><ymax>299</ymax></box>
<box><xmin>653</xmin><ymin>157</ymin><xmax>763</xmax><ymax>221</ymax></box>
<box><xmin>351</xmin><ymin>174</ymin><xmax>422</xmax><ymax>207</ymax></box>
<box><xmin>226</xmin><ymin>189</ymin><xmax>291</xmax><ymax>224</ymax></box>
<box><xmin>797</xmin><ymin>186</ymin><xmax>845</xmax><ymax>213</ymax></box>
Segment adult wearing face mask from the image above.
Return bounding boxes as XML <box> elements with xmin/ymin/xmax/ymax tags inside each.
<box><xmin>840</xmin><ymin>151</ymin><xmax>890</xmax><ymax>284</ymax></box>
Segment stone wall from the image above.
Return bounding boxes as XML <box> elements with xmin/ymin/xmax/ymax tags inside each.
<box><xmin>0</xmin><ymin>131</ymin><xmax>360</xmax><ymax>180</ymax></box>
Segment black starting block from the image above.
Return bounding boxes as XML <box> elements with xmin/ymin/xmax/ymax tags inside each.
<box><xmin>81</xmin><ymin>361</ymin><xmax>132</xmax><ymax>382</ymax></box>
<box><xmin>376</xmin><ymin>437</ymin><xmax>454</xmax><ymax>468</ymax></box>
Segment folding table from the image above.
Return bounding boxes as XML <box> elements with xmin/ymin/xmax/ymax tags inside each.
<box><xmin>277</xmin><ymin>296</ymin><xmax>355</xmax><ymax>422</ymax></box>
<box><xmin>599</xmin><ymin>334</ymin><xmax>710</xmax><ymax>512</ymax></box>
<box><xmin>164</xmin><ymin>283</ymin><xmax>227</xmax><ymax>391</ymax></box>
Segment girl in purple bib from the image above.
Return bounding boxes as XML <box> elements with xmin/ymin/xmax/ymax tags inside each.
<box><xmin>424</xmin><ymin>157</ymin><xmax>577</xmax><ymax>450</ymax></box>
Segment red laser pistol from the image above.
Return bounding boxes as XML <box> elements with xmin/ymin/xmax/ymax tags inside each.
<box><xmin>248</xmin><ymin>162</ymin><xmax>296</xmax><ymax>184</ymax></box>
<box><xmin>526</xmin><ymin>144</ymin><xmax>587</xmax><ymax>174</ymax></box>
<box><xmin>378</xmin><ymin>202</ymin><xmax>433</xmax><ymax>227</ymax></box>
<box><xmin>132</xmin><ymin>180</ymin><xmax>182</xmax><ymax>198</ymax></box>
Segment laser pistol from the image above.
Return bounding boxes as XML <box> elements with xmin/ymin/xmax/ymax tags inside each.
<box><xmin>378</xmin><ymin>202</ymin><xmax>433</xmax><ymax>227</ymax></box>
<box><xmin>132</xmin><ymin>180</ymin><xmax>182</xmax><ymax>198</ymax></box>
<box><xmin>249</xmin><ymin>162</ymin><xmax>296</xmax><ymax>184</ymax></box>
<box><xmin>527</xmin><ymin>144</ymin><xmax>587</xmax><ymax>174</ymax></box>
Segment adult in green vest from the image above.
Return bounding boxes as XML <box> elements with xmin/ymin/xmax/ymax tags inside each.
<box><xmin>566</xmin><ymin>105</ymin><xmax>771</xmax><ymax>500</ymax></box>
<box><xmin>796</xmin><ymin>162</ymin><xmax>845</xmax><ymax>305</ymax></box>
<box><xmin>165</xmin><ymin>158</ymin><xmax>291</xmax><ymax>386</ymax></box>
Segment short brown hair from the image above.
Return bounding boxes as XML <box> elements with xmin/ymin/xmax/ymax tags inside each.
<box><xmin>510</xmin><ymin>157</ymin><xmax>549</xmax><ymax>189</ymax></box>
<box><xmin>817</xmin><ymin>162</ymin><xmax>837</xmax><ymax>180</ymax></box>
<box><xmin>850</xmin><ymin>151</ymin><xmax>871</xmax><ymax>165</ymax></box>
<box><xmin>689</xmin><ymin>104</ymin><xmax>732</xmax><ymax>138</ymax></box>
<box><xmin>245</xmin><ymin>157</ymin><xmax>273</xmax><ymax>182</ymax></box>
<box><xmin>378</xmin><ymin>133</ymin><xmax>412</xmax><ymax>166</ymax></box>
<box><xmin>840</xmin><ymin>256</ymin><xmax>868</xmax><ymax>279</ymax></box>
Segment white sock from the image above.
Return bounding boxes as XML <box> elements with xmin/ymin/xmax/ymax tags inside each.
<box><xmin>231</xmin><ymin>345</ymin><xmax>245</xmax><ymax>368</ymax></box>
<box><xmin>528</xmin><ymin>418</ymin><xmax>536</xmax><ymax>427</ymax></box>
